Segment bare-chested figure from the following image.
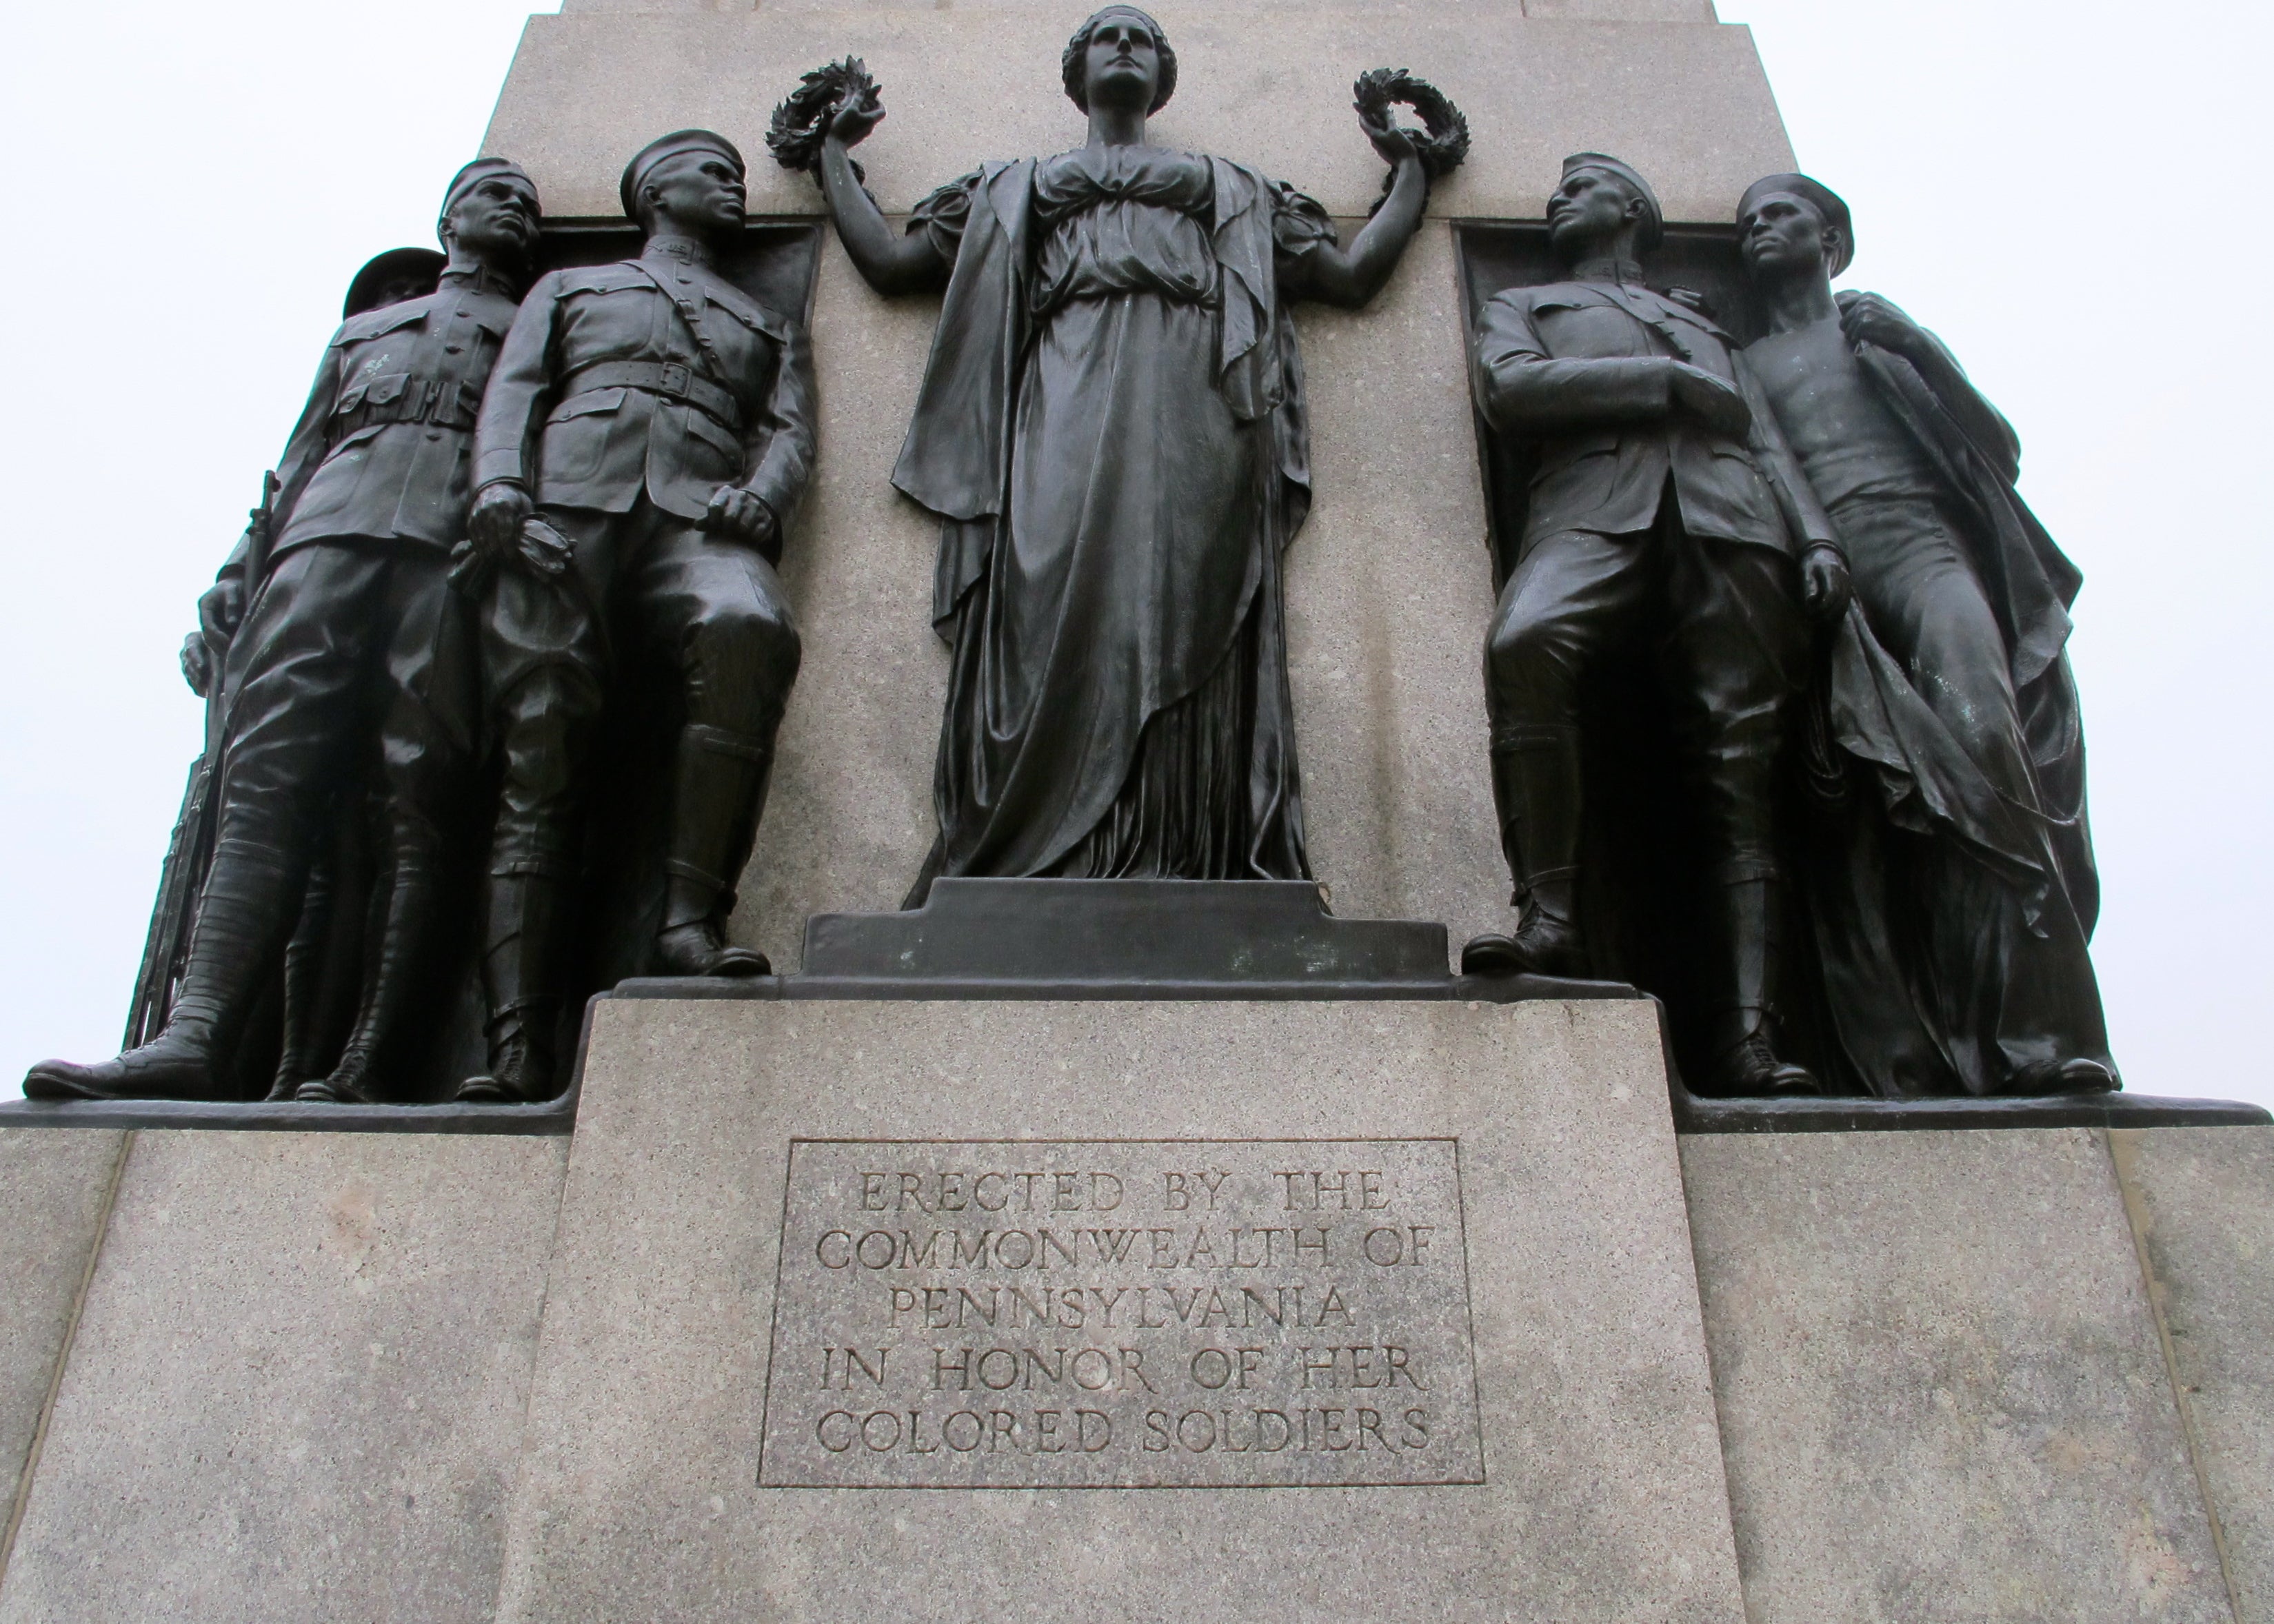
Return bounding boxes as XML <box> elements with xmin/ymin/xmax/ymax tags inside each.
<box><xmin>1738</xmin><ymin>173</ymin><xmax>2115</xmax><ymax>1096</ymax></box>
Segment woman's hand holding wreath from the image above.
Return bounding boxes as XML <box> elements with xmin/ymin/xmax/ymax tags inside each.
<box><xmin>767</xmin><ymin>58</ymin><xmax>886</xmax><ymax>178</ymax></box>
<box><xmin>1351</xmin><ymin>68</ymin><xmax>1470</xmax><ymax>210</ymax></box>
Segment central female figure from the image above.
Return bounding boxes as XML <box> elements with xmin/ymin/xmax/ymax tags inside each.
<box><xmin>816</xmin><ymin>7</ymin><xmax>1427</xmax><ymax>895</ymax></box>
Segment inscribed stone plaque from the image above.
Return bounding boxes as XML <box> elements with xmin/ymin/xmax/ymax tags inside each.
<box><xmin>758</xmin><ymin>1139</ymin><xmax>1484</xmax><ymax>1488</ymax></box>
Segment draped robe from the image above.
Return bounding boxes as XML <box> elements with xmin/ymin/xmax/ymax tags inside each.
<box><xmin>891</xmin><ymin>147</ymin><xmax>1331</xmax><ymax>899</ymax></box>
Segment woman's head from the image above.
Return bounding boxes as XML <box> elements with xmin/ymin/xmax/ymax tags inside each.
<box><xmin>1063</xmin><ymin>6</ymin><xmax>1177</xmax><ymax>115</ymax></box>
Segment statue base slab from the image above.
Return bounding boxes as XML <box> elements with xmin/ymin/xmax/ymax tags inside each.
<box><xmin>1</xmin><ymin>1011</ymin><xmax>2268</xmax><ymax>1621</ymax></box>
<box><xmin>486</xmin><ymin>991</ymin><xmax>1751</xmax><ymax>1623</ymax></box>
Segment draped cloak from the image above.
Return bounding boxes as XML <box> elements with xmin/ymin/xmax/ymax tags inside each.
<box><xmin>1802</xmin><ymin>294</ymin><xmax>2106</xmax><ymax>1094</ymax></box>
<box><xmin>890</xmin><ymin>149</ymin><xmax>1328</xmax><ymax>897</ymax></box>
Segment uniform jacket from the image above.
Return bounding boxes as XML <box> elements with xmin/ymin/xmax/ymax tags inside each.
<box><xmin>1473</xmin><ymin>267</ymin><xmax>1829</xmax><ymax>559</ymax></box>
<box><xmin>256</xmin><ymin>269</ymin><xmax>522</xmax><ymax>561</ymax></box>
<box><xmin>474</xmin><ymin>239</ymin><xmax>816</xmax><ymax>555</ymax></box>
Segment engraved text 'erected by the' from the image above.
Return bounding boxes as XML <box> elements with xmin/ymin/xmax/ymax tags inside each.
<box><xmin>758</xmin><ymin>1139</ymin><xmax>1483</xmax><ymax>1488</ymax></box>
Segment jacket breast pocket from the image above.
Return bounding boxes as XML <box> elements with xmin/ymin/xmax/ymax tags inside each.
<box><xmin>335</xmin><ymin>370</ymin><xmax>409</xmax><ymax>422</ymax></box>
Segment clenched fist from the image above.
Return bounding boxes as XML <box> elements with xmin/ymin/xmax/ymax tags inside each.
<box><xmin>703</xmin><ymin>486</ymin><xmax>779</xmax><ymax>549</ymax></box>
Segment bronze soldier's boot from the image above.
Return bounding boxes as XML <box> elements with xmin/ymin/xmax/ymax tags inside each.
<box><xmin>1698</xmin><ymin>873</ymin><xmax>1819</xmax><ymax>1096</ymax></box>
<box><xmin>456</xmin><ymin>872</ymin><xmax>567</xmax><ymax>1104</ymax></box>
<box><xmin>2005</xmin><ymin>1057</ymin><xmax>2120</xmax><ymax>1095</ymax></box>
<box><xmin>26</xmin><ymin>839</ymin><xmax>301</xmax><ymax>1100</ymax></box>
<box><xmin>268</xmin><ymin>853</ymin><xmax>339</xmax><ymax>1100</ymax></box>
<box><xmin>1461</xmin><ymin>727</ymin><xmax>1589</xmax><ymax>979</ymax></box>
<box><xmin>302</xmin><ymin>813</ymin><xmax>442</xmax><ymax>1104</ymax></box>
<box><xmin>652</xmin><ymin>723</ymin><xmax>774</xmax><ymax>978</ymax></box>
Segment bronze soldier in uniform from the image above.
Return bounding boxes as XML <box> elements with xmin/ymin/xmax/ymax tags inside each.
<box><xmin>28</xmin><ymin>160</ymin><xmax>543</xmax><ymax>1101</ymax></box>
<box><xmin>1462</xmin><ymin>154</ymin><xmax>1849</xmax><ymax>1095</ymax></box>
<box><xmin>1737</xmin><ymin>174</ymin><xmax>2115</xmax><ymax>1095</ymax></box>
<box><xmin>458</xmin><ymin>129</ymin><xmax>816</xmax><ymax>1102</ymax></box>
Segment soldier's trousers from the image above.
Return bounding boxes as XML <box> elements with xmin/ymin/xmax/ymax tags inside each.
<box><xmin>479</xmin><ymin>499</ymin><xmax>801</xmax><ymax>882</ymax></box>
<box><xmin>1824</xmin><ymin>493</ymin><xmax>2112</xmax><ymax>1090</ymax></box>
<box><xmin>213</xmin><ymin>539</ymin><xmax>470</xmax><ymax>879</ymax></box>
<box><xmin>1484</xmin><ymin>500</ymin><xmax>1807</xmax><ymax>877</ymax></box>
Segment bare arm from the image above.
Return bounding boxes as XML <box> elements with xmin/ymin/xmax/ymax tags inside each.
<box><xmin>1736</xmin><ymin>349</ymin><xmax>1851</xmax><ymax>620</ymax></box>
<box><xmin>1285</xmin><ymin>141</ymin><xmax>1428</xmax><ymax>309</ymax></box>
<box><xmin>816</xmin><ymin>97</ymin><xmax>949</xmax><ymax>296</ymax></box>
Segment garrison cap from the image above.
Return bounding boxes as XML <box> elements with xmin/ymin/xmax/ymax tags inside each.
<box><xmin>1738</xmin><ymin>172</ymin><xmax>1853</xmax><ymax>277</ymax></box>
<box><xmin>1562</xmin><ymin>152</ymin><xmax>1663</xmax><ymax>250</ymax></box>
<box><xmin>621</xmin><ymin>129</ymin><xmax>746</xmax><ymax>219</ymax></box>
<box><xmin>438</xmin><ymin>157</ymin><xmax>539</xmax><ymax>240</ymax></box>
<box><xmin>343</xmin><ymin>247</ymin><xmax>446</xmax><ymax>319</ymax></box>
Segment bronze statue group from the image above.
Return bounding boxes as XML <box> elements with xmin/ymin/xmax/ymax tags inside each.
<box><xmin>25</xmin><ymin>4</ymin><xmax>2115</xmax><ymax>1108</ymax></box>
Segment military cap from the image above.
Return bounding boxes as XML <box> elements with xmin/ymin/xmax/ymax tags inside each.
<box><xmin>438</xmin><ymin>156</ymin><xmax>539</xmax><ymax>239</ymax></box>
<box><xmin>343</xmin><ymin>247</ymin><xmax>447</xmax><ymax>319</ymax></box>
<box><xmin>621</xmin><ymin>129</ymin><xmax>746</xmax><ymax>220</ymax></box>
<box><xmin>1738</xmin><ymin>172</ymin><xmax>1853</xmax><ymax>277</ymax></box>
<box><xmin>1562</xmin><ymin>152</ymin><xmax>1663</xmax><ymax>250</ymax></box>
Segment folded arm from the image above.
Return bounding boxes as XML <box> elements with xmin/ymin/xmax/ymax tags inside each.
<box><xmin>1473</xmin><ymin>296</ymin><xmax>1678</xmax><ymax>432</ymax></box>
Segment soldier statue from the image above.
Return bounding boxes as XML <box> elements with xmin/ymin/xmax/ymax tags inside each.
<box><xmin>1461</xmin><ymin>153</ymin><xmax>1849</xmax><ymax>1096</ymax></box>
<box><xmin>1736</xmin><ymin>174</ymin><xmax>2117</xmax><ymax>1095</ymax></box>
<box><xmin>456</xmin><ymin>129</ymin><xmax>816</xmax><ymax>1103</ymax></box>
<box><xmin>27</xmin><ymin>160</ymin><xmax>543</xmax><ymax>1102</ymax></box>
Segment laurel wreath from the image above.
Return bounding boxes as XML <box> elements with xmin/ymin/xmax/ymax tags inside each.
<box><xmin>1354</xmin><ymin>68</ymin><xmax>1469</xmax><ymax>214</ymax></box>
<box><xmin>766</xmin><ymin>57</ymin><xmax>883</xmax><ymax>183</ymax></box>
<box><xmin>1354</xmin><ymin>68</ymin><xmax>1471</xmax><ymax>179</ymax></box>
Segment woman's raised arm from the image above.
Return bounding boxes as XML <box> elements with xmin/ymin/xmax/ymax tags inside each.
<box><xmin>818</xmin><ymin>101</ymin><xmax>952</xmax><ymax>296</ymax></box>
<box><xmin>1283</xmin><ymin>120</ymin><xmax>1428</xmax><ymax>310</ymax></box>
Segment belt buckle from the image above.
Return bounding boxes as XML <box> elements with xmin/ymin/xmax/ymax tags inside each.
<box><xmin>658</xmin><ymin>362</ymin><xmax>691</xmax><ymax>398</ymax></box>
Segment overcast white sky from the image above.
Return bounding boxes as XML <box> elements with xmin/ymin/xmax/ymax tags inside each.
<box><xmin>1</xmin><ymin>0</ymin><xmax>2266</xmax><ymax>1109</ymax></box>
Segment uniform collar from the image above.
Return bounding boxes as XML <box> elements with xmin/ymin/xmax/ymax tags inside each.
<box><xmin>436</xmin><ymin>261</ymin><xmax>519</xmax><ymax>298</ymax></box>
<box><xmin>1570</xmin><ymin>256</ymin><xmax>1650</xmax><ymax>287</ymax></box>
<box><xmin>643</xmin><ymin>234</ymin><xmax>717</xmax><ymax>271</ymax></box>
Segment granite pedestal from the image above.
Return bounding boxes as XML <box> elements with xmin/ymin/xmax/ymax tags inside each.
<box><xmin>1680</xmin><ymin>1128</ymin><xmax>2248</xmax><ymax>1623</ymax></box>
<box><xmin>490</xmin><ymin>993</ymin><xmax>1750</xmax><ymax>1623</ymax></box>
<box><xmin>0</xmin><ymin>1133</ymin><xmax>569</xmax><ymax>1624</ymax></box>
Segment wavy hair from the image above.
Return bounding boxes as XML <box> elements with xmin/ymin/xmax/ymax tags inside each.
<box><xmin>1062</xmin><ymin>6</ymin><xmax>1177</xmax><ymax>114</ymax></box>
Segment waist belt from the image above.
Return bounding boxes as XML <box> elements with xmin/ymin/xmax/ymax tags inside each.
<box><xmin>560</xmin><ymin>361</ymin><xmax>742</xmax><ymax>433</ymax></box>
<box><xmin>333</xmin><ymin>375</ymin><xmax>479</xmax><ymax>436</ymax></box>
